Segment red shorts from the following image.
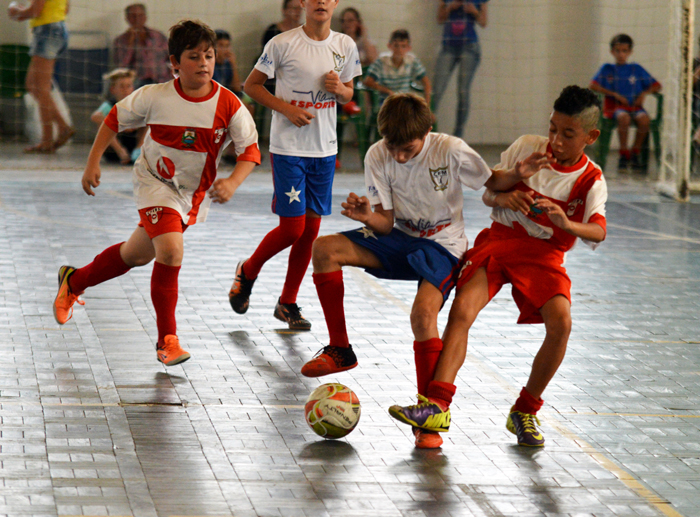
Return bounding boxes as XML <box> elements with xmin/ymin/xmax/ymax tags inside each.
<box><xmin>138</xmin><ymin>206</ymin><xmax>188</xmax><ymax>239</ymax></box>
<box><xmin>457</xmin><ymin>224</ymin><xmax>571</xmax><ymax>324</ymax></box>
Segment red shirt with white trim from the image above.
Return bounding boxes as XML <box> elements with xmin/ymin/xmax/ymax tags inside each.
<box><xmin>490</xmin><ymin>135</ymin><xmax>607</xmax><ymax>252</ymax></box>
<box><xmin>104</xmin><ymin>79</ymin><xmax>261</xmax><ymax>226</ymax></box>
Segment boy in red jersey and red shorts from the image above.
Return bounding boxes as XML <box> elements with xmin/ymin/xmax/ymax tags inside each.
<box><xmin>390</xmin><ymin>86</ymin><xmax>608</xmax><ymax>448</ymax></box>
<box><xmin>228</xmin><ymin>0</ymin><xmax>362</xmax><ymax>331</ymax></box>
<box><xmin>52</xmin><ymin>19</ymin><xmax>261</xmax><ymax>366</ymax></box>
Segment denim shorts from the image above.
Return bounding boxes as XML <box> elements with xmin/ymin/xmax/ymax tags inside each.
<box><xmin>30</xmin><ymin>21</ymin><xmax>68</xmax><ymax>59</ymax></box>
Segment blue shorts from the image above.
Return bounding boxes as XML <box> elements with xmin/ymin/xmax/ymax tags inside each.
<box><xmin>342</xmin><ymin>227</ymin><xmax>460</xmax><ymax>302</ymax></box>
<box><xmin>613</xmin><ymin>107</ymin><xmax>647</xmax><ymax>120</ymax></box>
<box><xmin>30</xmin><ymin>22</ymin><xmax>68</xmax><ymax>60</ymax></box>
<box><xmin>271</xmin><ymin>154</ymin><xmax>336</xmax><ymax>217</ymax></box>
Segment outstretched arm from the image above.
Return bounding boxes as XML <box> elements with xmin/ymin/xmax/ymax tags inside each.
<box><xmin>341</xmin><ymin>192</ymin><xmax>394</xmax><ymax>235</ymax></box>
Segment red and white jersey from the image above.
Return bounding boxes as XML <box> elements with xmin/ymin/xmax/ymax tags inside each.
<box><xmin>491</xmin><ymin>135</ymin><xmax>607</xmax><ymax>251</ymax></box>
<box><xmin>255</xmin><ymin>26</ymin><xmax>362</xmax><ymax>158</ymax></box>
<box><xmin>104</xmin><ymin>79</ymin><xmax>261</xmax><ymax>226</ymax></box>
<box><xmin>365</xmin><ymin>132</ymin><xmax>492</xmax><ymax>258</ymax></box>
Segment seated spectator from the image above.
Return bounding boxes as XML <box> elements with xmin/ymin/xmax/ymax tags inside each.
<box><xmin>113</xmin><ymin>3</ymin><xmax>170</xmax><ymax>86</ymax></box>
<box><xmin>340</xmin><ymin>7</ymin><xmax>377</xmax><ymax>68</ymax></box>
<box><xmin>213</xmin><ymin>30</ymin><xmax>243</xmax><ymax>94</ymax></box>
<box><xmin>589</xmin><ymin>33</ymin><xmax>661</xmax><ymax>171</ymax></box>
<box><xmin>364</xmin><ymin>29</ymin><xmax>431</xmax><ymax>108</ymax></box>
<box><xmin>90</xmin><ymin>69</ymin><xmax>143</xmax><ymax>164</ymax></box>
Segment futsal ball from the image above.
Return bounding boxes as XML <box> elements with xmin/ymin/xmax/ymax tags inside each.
<box><xmin>305</xmin><ymin>383</ymin><xmax>361</xmax><ymax>439</ymax></box>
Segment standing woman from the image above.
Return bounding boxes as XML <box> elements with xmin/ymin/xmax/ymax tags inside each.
<box><xmin>8</xmin><ymin>0</ymin><xmax>74</xmax><ymax>153</ymax></box>
<box><xmin>433</xmin><ymin>0</ymin><xmax>488</xmax><ymax>137</ymax></box>
<box><xmin>339</xmin><ymin>7</ymin><xmax>377</xmax><ymax>68</ymax></box>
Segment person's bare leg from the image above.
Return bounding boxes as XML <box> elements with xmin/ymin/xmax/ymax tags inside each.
<box><xmin>432</xmin><ymin>268</ymin><xmax>491</xmax><ymax>384</ymax></box>
<box><xmin>523</xmin><ymin>295</ymin><xmax>571</xmax><ymax>399</ymax></box>
<box><xmin>616</xmin><ymin>111</ymin><xmax>631</xmax><ymax>152</ymax></box>
<box><xmin>24</xmin><ymin>56</ymin><xmax>73</xmax><ymax>152</ymax></box>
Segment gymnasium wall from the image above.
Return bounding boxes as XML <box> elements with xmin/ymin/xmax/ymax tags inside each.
<box><xmin>0</xmin><ymin>0</ymin><xmax>682</xmax><ymax>145</ymax></box>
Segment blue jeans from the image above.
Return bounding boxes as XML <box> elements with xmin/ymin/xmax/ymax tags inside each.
<box><xmin>432</xmin><ymin>42</ymin><xmax>481</xmax><ymax>137</ymax></box>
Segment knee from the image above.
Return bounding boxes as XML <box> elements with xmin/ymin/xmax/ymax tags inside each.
<box><xmin>450</xmin><ymin>294</ymin><xmax>479</xmax><ymax>324</ymax></box>
<box><xmin>156</xmin><ymin>247</ymin><xmax>183</xmax><ymax>267</ymax></box>
<box><xmin>616</xmin><ymin>113</ymin><xmax>631</xmax><ymax>127</ymax></box>
<box><xmin>410</xmin><ymin>304</ymin><xmax>439</xmax><ymax>335</ymax></box>
<box><xmin>127</xmin><ymin>255</ymin><xmax>153</xmax><ymax>268</ymax></box>
<box><xmin>546</xmin><ymin>311</ymin><xmax>572</xmax><ymax>343</ymax></box>
<box><xmin>636</xmin><ymin>115</ymin><xmax>650</xmax><ymax>129</ymax></box>
<box><xmin>312</xmin><ymin>235</ymin><xmax>342</xmax><ymax>269</ymax></box>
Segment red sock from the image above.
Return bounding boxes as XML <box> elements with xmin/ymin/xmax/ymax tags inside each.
<box><xmin>514</xmin><ymin>387</ymin><xmax>544</xmax><ymax>415</ymax></box>
<box><xmin>151</xmin><ymin>262</ymin><xmax>180</xmax><ymax>344</ymax></box>
<box><xmin>244</xmin><ymin>215</ymin><xmax>305</xmax><ymax>279</ymax></box>
<box><xmin>280</xmin><ymin>216</ymin><xmax>321</xmax><ymax>304</ymax></box>
<box><xmin>69</xmin><ymin>242</ymin><xmax>131</xmax><ymax>294</ymax></box>
<box><xmin>620</xmin><ymin>149</ymin><xmax>631</xmax><ymax>159</ymax></box>
<box><xmin>313</xmin><ymin>270</ymin><xmax>349</xmax><ymax>348</ymax></box>
<box><xmin>414</xmin><ymin>338</ymin><xmax>443</xmax><ymax>397</ymax></box>
<box><xmin>427</xmin><ymin>380</ymin><xmax>456</xmax><ymax>410</ymax></box>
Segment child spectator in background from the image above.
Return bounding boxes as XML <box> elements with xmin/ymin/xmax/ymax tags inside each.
<box><xmin>213</xmin><ymin>30</ymin><xmax>243</xmax><ymax>95</ymax></box>
<box><xmin>364</xmin><ymin>29</ymin><xmax>431</xmax><ymax>107</ymax></box>
<box><xmin>590</xmin><ymin>33</ymin><xmax>661</xmax><ymax>171</ymax></box>
<box><xmin>90</xmin><ymin>68</ymin><xmax>143</xmax><ymax>164</ymax></box>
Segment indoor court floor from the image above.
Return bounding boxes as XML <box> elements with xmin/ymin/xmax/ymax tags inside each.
<box><xmin>0</xmin><ymin>142</ymin><xmax>698</xmax><ymax>517</ymax></box>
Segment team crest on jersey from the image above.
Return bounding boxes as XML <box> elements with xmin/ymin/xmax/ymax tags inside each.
<box><xmin>429</xmin><ymin>167</ymin><xmax>449</xmax><ymax>191</ymax></box>
<box><xmin>145</xmin><ymin>207</ymin><xmax>163</xmax><ymax>225</ymax></box>
<box><xmin>567</xmin><ymin>198</ymin><xmax>583</xmax><ymax>216</ymax></box>
<box><xmin>332</xmin><ymin>52</ymin><xmax>346</xmax><ymax>72</ymax></box>
<box><xmin>182</xmin><ymin>129</ymin><xmax>197</xmax><ymax>148</ymax></box>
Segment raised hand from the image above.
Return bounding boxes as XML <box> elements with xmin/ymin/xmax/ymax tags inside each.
<box><xmin>341</xmin><ymin>192</ymin><xmax>372</xmax><ymax>222</ymax></box>
<box><xmin>515</xmin><ymin>151</ymin><xmax>555</xmax><ymax>179</ymax></box>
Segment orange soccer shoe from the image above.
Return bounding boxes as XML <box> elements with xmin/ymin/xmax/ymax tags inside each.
<box><xmin>53</xmin><ymin>265</ymin><xmax>85</xmax><ymax>324</ymax></box>
<box><xmin>157</xmin><ymin>335</ymin><xmax>191</xmax><ymax>366</ymax></box>
<box><xmin>301</xmin><ymin>345</ymin><xmax>358</xmax><ymax>377</ymax></box>
<box><xmin>413</xmin><ymin>427</ymin><xmax>443</xmax><ymax>449</ymax></box>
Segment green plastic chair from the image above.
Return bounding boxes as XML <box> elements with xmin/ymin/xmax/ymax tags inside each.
<box><xmin>0</xmin><ymin>44</ymin><xmax>31</xmax><ymax>99</ymax></box>
<box><xmin>595</xmin><ymin>92</ymin><xmax>663</xmax><ymax>171</ymax></box>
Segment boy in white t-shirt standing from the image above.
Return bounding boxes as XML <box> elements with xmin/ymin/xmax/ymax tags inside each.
<box><xmin>229</xmin><ymin>0</ymin><xmax>362</xmax><ymax>330</ymax></box>
<box><xmin>304</xmin><ymin>93</ymin><xmax>550</xmax><ymax>449</ymax></box>
<box><xmin>52</xmin><ymin>20</ymin><xmax>261</xmax><ymax>366</ymax></box>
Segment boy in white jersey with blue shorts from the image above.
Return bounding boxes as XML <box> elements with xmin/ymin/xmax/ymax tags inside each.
<box><xmin>52</xmin><ymin>20</ymin><xmax>261</xmax><ymax>366</ymax></box>
<box><xmin>229</xmin><ymin>0</ymin><xmax>362</xmax><ymax>330</ymax></box>
<box><xmin>304</xmin><ymin>93</ymin><xmax>551</xmax><ymax>449</ymax></box>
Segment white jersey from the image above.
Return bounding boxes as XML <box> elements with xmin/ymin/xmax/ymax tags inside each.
<box><xmin>491</xmin><ymin>134</ymin><xmax>607</xmax><ymax>251</ymax></box>
<box><xmin>255</xmin><ymin>26</ymin><xmax>362</xmax><ymax>158</ymax></box>
<box><xmin>105</xmin><ymin>80</ymin><xmax>261</xmax><ymax>226</ymax></box>
<box><xmin>364</xmin><ymin>132</ymin><xmax>492</xmax><ymax>258</ymax></box>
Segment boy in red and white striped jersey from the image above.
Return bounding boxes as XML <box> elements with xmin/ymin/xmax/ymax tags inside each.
<box><xmin>53</xmin><ymin>19</ymin><xmax>261</xmax><ymax>366</ymax></box>
<box><xmin>390</xmin><ymin>85</ymin><xmax>607</xmax><ymax>448</ymax></box>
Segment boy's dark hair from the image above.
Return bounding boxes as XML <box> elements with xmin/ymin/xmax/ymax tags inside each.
<box><xmin>125</xmin><ymin>3</ymin><xmax>146</xmax><ymax>15</ymax></box>
<box><xmin>553</xmin><ymin>85</ymin><xmax>601</xmax><ymax>131</ymax></box>
<box><xmin>215</xmin><ymin>29</ymin><xmax>231</xmax><ymax>42</ymax></box>
<box><xmin>610</xmin><ymin>33</ymin><xmax>633</xmax><ymax>49</ymax></box>
<box><xmin>390</xmin><ymin>29</ymin><xmax>410</xmax><ymax>44</ymax></box>
<box><xmin>168</xmin><ymin>19</ymin><xmax>217</xmax><ymax>63</ymax></box>
<box><xmin>378</xmin><ymin>93</ymin><xmax>432</xmax><ymax>146</ymax></box>
<box><xmin>283</xmin><ymin>0</ymin><xmax>294</xmax><ymax>8</ymax></box>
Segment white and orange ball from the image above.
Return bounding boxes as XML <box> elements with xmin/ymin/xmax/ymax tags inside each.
<box><xmin>304</xmin><ymin>383</ymin><xmax>361</xmax><ymax>439</ymax></box>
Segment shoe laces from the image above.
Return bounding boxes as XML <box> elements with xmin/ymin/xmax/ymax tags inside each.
<box><xmin>315</xmin><ymin>345</ymin><xmax>353</xmax><ymax>364</ymax></box>
<box><xmin>520</xmin><ymin>412</ymin><xmax>541</xmax><ymax>434</ymax></box>
<box><xmin>233</xmin><ymin>270</ymin><xmax>254</xmax><ymax>295</ymax></box>
<box><xmin>282</xmin><ymin>302</ymin><xmax>303</xmax><ymax>320</ymax></box>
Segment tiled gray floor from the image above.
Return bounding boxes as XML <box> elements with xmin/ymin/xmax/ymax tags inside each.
<box><xmin>0</xmin><ymin>142</ymin><xmax>697</xmax><ymax>516</ymax></box>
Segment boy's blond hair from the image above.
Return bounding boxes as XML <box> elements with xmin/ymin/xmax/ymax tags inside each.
<box><xmin>377</xmin><ymin>93</ymin><xmax>432</xmax><ymax>147</ymax></box>
<box><xmin>102</xmin><ymin>68</ymin><xmax>136</xmax><ymax>87</ymax></box>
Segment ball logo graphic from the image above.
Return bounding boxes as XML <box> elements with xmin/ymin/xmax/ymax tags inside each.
<box><xmin>157</xmin><ymin>157</ymin><xmax>176</xmax><ymax>179</ymax></box>
<box><xmin>305</xmin><ymin>383</ymin><xmax>361</xmax><ymax>439</ymax></box>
